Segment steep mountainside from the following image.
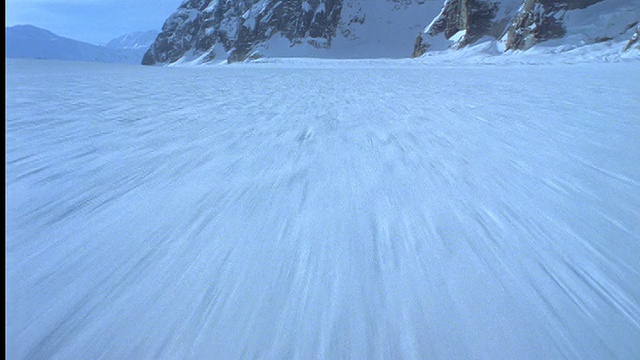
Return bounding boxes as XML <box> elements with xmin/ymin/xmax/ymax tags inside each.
<box><xmin>5</xmin><ymin>25</ymin><xmax>144</xmax><ymax>64</ymax></box>
<box><xmin>144</xmin><ymin>0</ymin><xmax>639</xmax><ymax>64</ymax></box>
<box><xmin>413</xmin><ymin>0</ymin><xmax>640</xmax><ymax>56</ymax></box>
<box><xmin>143</xmin><ymin>0</ymin><xmax>445</xmax><ymax>65</ymax></box>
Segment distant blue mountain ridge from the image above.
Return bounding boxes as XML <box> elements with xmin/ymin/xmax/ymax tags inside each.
<box><xmin>5</xmin><ymin>25</ymin><xmax>158</xmax><ymax>64</ymax></box>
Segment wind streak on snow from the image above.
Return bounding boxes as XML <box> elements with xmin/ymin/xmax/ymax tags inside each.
<box><xmin>5</xmin><ymin>59</ymin><xmax>640</xmax><ymax>359</ymax></box>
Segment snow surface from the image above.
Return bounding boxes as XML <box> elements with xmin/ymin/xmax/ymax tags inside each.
<box><xmin>6</xmin><ymin>58</ymin><xmax>640</xmax><ymax>359</ymax></box>
<box><xmin>414</xmin><ymin>37</ymin><xmax>640</xmax><ymax>65</ymax></box>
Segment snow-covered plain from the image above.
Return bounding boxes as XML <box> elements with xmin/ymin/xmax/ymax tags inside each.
<box><xmin>5</xmin><ymin>58</ymin><xmax>640</xmax><ymax>359</ymax></box>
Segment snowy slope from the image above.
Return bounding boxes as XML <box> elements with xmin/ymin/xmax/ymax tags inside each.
<box><xmin>6</xmin><ymin>58</ymin><xmax>640</xmax><ymax>358</ymax></box>
<box><xmin>258</xmin><ymin>0</ymin><xmax>446</xmax><ymax>59</ymax></box>
<box><xmin>103</xmin><ymin>30</ymin><xmax>159</xmax><ymax>51</ymax></box>
<box><xmin>143</xmin><ymin>0</ymin><xmax>446</xmax><ymax>64</ymax></box>
<box><xmin>543</xmin><ymin>0</ymin><xmax>639</xmax><ymax>46</ymax></box>
<box><xmin>5</xmin><ymin>25</ymin><xmax>145</xmax><ymax>64</ymax></box>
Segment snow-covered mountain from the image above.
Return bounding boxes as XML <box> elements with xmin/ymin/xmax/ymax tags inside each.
<box><xmin>142</xmin><ymin>0</ymin><xmax>446</xmax><ymax>65</ymax></box>
<box><xmin>144</xmin><ymin>0</ymin><xmax>639</xmax><ymax>65</ymax></box>
<box><xmin>103</xmin><ymin>30</ymin><xmax>159</xmax><ymax>51</ymax></box>
<box><xmin>413</xmin><ymin>0</ymin><xmax>640</xmax><ymax>56</ymax></box>
<box><xmin>5</xmin><ymin>25</ymin><xmax>144</xmax><ymax>64</ymax></box>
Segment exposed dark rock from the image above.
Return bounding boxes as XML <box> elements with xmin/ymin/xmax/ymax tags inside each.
<box><xmin>420</xmin><ymin>0</ymin><xmax>519</xmax><ymax>51</ymax></box>
<box><xmin>412</xmin><ymin>33</ymin><xmax>428</xmax><ymax>57</ymax></box>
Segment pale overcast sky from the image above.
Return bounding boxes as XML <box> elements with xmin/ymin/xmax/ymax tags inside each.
<box><xmin>6</xmin><ymin>0</ymin><xmax>183</xmax><ymax>44</ymax></box>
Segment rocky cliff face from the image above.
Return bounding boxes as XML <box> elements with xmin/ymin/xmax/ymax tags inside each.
<box><xmin>413</xmin><ymin>0</ymin><xmax>640</xmax><ymax>56</ymax></box>
<box><xmin>503</xmin><ymin>0</ymin><xmax>603</xmax><ymax>50</ymax></box>
<box><xmin>143</xmin><ymin>0</ymin><xmax>443</xmax><ymax>65</ymax></box>
<box><xmin>624</xmin><ymin>23</ymin><xmax>640</xmax><ymax>51</ymax></box>
<box><xmin>143</xmin><ymin>0</ymin><xmax>340</xmax><ymax>64</ymax></box>
<box><xmin>413</xmin><ymin>0</ymin><xmax>520</xmax><ymax>56</ymax></box>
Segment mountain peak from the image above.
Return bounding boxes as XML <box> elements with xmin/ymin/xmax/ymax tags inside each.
<box><xmin>6</xmin><ymin>24</ymin><xmax>59</xmax><ymax>39</ymax></box>
<box><xmin>103</xmin><ymin>30</ymin><xmax>159</xmax><ymax>50</ymax></box>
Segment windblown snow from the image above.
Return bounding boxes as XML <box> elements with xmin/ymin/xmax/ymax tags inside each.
<box><xmin>5</xmin><ymin>58</ymin><xmax>640</xmax><ymax>359</ymax></box>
